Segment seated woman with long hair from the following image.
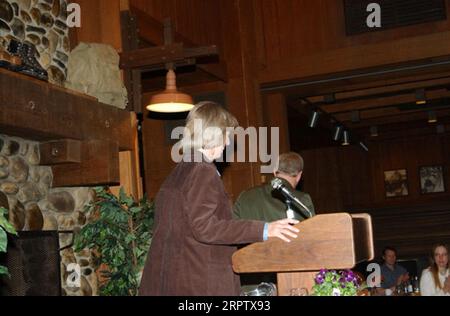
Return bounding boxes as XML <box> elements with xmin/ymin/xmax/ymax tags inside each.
<box><xmin>420</xmin><ymin>244</ymin><xmax>450</xmax><ymax>296</ymax></box>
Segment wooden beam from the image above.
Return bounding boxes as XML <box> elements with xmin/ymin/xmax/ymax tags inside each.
<box><xmin>39</xmin><ymin>139</ymin><xmax>82</xmax><ymax>165</ymax></box>
<box><xmin>280</xmin><ymin>67</ymin><xmax>450</xmax><ymax>102</ymax></box>
<box><xmin>322</xmin><ymin>89</ymin><xmax>450</xmax><ymax>114</ymax></box>
<box><xmin>119</xmin><ymin>44</ymin><xmax>219</xmax><ymax>69</ymax></box>
<box><xmin>355</xmin><ymin>121</ymin><xmax>450</xmax><ymax>141</ymax></box>
<box><xmin>308</xmin><ymin>76</ymin><xmax>450</xmax><ymax>103</ymax></box>
<box><xmin>335</xmin><ymin>105</ymin><xmax>450</xmax><ymax>122</ymax></box>
<box><xmin>0</xmin><ymin>68</ymin><xmax>133</xmax><ymax>151</ymax></box>
<box><xmin>345</xmin><ymin>108</ymin><xmax>450</xmax><ymax>128</ymax></box>
<box><xmin>120</xmin><ymin>10</ymin><xmax>142</xmax><ymax>113</ymax></box>
<box><xmin>129</xmin><ymin>5</ymin><xmax>228</xmax><ymax>82</ymax></box>
<box><xmin>260</xmin><ymin>31</ymin><xmax>450</xmax><ymax>84</ymax></box>
<box><xmin>120</xmin><ymin>43</ymin><xmax>183</xmax><ymax>69</ymax></box>
<box><xmin>51</xmin><ymin>140</ymin><xmax>120</xmax><ymax>187</ymax></box>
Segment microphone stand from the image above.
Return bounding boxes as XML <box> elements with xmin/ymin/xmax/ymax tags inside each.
<box><xmin>285</xmin><ymin>199</ymin><xmax>296</xmax><ymax>220</ymax></box>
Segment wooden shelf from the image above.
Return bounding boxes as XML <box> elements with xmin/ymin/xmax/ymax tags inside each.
<box><xmin>0</xmin><ymin>68</ymin><xmax>135</xmax><ymax>187</ymax></box>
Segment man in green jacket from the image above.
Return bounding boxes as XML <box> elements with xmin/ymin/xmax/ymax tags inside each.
<box><xmin>234</xmin><ymin>152</ymin><xmax>315</xmax><ymax>222</ymax></box>
<box><xmin>233</xmin><ymin>152</ymin><xmax>315</xmax><ymax>293</ymax></box>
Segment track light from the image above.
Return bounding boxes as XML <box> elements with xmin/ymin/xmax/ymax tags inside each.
<box><xmin>370</xmin><ymin>126</ymin><xmax>378</xmax><ymax>137</ymax></box>
<box><xmin>333</xmin><ymin>126</ymin><xmax>343</xmax><ymax>141</ymax></box>
<box><xmin>359</xmin><ymin>141</ymin><xmax>369</xmax><ymax>152</ymax></box>
<box><xmin>415</xmin><ymin>89</ymin><xmax>427</xmax><ymax>105</ymax></box>
<box><xmin>308</xmin><ymin>111</ymin><xmax>320</xmax><ymax>128</ymax></box>
<box><xmin>342</xmin><ymin>131</ymin><xmax>350</xmax><ymax>146</ymax></box>
<box><xmin>351</xmin><ymin>111</ymin><xmax>360</xmax><ymax>123</ymax></box>
<box><xmin>428</xmin><ymin>110</ymin><xmax>437</xmax><ymax>123</ymax></box>
<box><xmin>324</xmin><ymin>93</ymin><xmax>336</xmax><ymax>104</ymax></box>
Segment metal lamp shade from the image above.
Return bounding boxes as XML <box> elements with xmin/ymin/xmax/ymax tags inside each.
<box><xmin>146</xmin><ymin>69</ymin><xmax>194</xmax><ymax>113</ymax></box>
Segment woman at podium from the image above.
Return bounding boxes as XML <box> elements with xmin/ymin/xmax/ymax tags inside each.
<box><xmin>139</xmin><ymin>101</ymin><xmax>299</xmax><ymax>296</ymax></box>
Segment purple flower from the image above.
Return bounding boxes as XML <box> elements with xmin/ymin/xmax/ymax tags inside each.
<box><xmin>315</xmin><ymin>275</ymin><xmax>324</xmax><ymax>284</ymax></box>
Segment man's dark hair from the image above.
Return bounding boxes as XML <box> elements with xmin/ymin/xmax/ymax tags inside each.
<box><xmin>382</xmin><ymin>246</ymin><xmax>397</xmax><ymax>256</ymax></box>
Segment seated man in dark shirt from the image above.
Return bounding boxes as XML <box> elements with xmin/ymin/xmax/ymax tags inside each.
<box><xmin>379</xmin><ymin>246</ymin><xmax>409</xmax><ymax>295</ymax></box>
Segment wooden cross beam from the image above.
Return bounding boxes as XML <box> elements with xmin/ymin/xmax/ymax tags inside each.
<box><xmin>129</xmin><ymin>5</ymin><xmax>227</xmax><ymax>81</ymax></box>
<box><xmin>119</xmin><ymin>43</ymin><xmax>219</xmax><ymax>70</ymax></box>
<box><xmin>120</xmin><ymin>13</ymin><xmax>222</xmax><ymax>113</ymax></box>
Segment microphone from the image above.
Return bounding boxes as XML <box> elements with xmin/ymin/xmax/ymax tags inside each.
<box><xmin>271</xmin><ymin>178</ymin><xmax>313</xmax><ymax>218</ymax></box>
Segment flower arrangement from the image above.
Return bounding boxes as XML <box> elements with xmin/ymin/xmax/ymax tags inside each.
<box><xmin>312</xmin><ymin>269</ymin><xmax>362</xmax><ymax>296</ymax></box>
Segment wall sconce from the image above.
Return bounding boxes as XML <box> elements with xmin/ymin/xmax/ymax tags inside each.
<box><xmin>415</xmin><ymin>89</ymin><xmax>427</xmax><ymax>105</ymax></box>
<box><xmin>333</xmin><ymin>125</ymin><xmax>343</xmax><ymax>141</ymax></box>
<box><xmin>308</xmin><ymin>111</ymin><xmax>320</xmax><ymax>128</ymax></box>
<box><xmin>342</xmin><ymin>130</ymin><xmax>350</xmax><ymax>146</ymax></box>
<box><xmin>146</xmin><ymin>69</ymin><xmax>194</xmax><ymax>113</ymax></box>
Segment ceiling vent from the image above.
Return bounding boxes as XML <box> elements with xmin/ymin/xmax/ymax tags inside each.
<box><xmin>344</xmin><ymin>0</ymin><xmax>447</xmax><ymax>35</ymax></box>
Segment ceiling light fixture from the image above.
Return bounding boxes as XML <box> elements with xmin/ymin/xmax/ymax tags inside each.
<box><xmin>436</xmin><ymin>124</ymin><xmax>445</xmax><ymax>134</ymax></box>
<box><xmin>359</xmin><ymin>141</ymin><xmax>369</xmax><ymax>152</ymax></box>
<box><xmin>308</xmin><ymin>111</ymin><xmax>320</xmax><ymax>128</ymax></box>
<box><xmin>333</xmin><ymin>125</ymin><xmax>343</xmax><ymax>141</ymax></box>
<box><xmin>415</xmin><ymin>89</ymin><xmax>427</xmax><ymax>105</ymax></box>
<box><xmin>324</xmin><ymin>93</ymin><xmax>336</xmax><ymax>104</ymax></box>
<box><xmin>428</xmin><ymin>110</ymin><xmax>437</xmax><ymax>123</ymax></box>
<box><xmin>342</xmin><ymin>130</ymin><xmax>350</xmax><ymax>146</ymax></box>
<box><xmin>146</xmin><ymin>69</ymin><xmax>194</xmax><ymax>113</ymax></box>
<box><xmin>351</xmin><ymin>111</ymin><xmax>360</xmax><ymax>123</ymax></box>
<box><xmin>370</xmin><ymin>126</ymin><xmax>379</xmax><ymax>137</ymax></box>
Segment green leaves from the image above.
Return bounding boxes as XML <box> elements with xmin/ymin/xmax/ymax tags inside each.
<box><xmin>0</xmin><ymin>208</ymin><xmax>17</xmax><ymax>236</ymax></box>
<box><xmin>0</xmin><ymin>229</ymin><xmax>7</xmax><ymax>253</ymax></box>
<box><xmin>73</xmin><ymin>187</ymin><xmax>154</xmax><ymax>296</ymax></box>
<box><xmin>0</xmin><ymin>265</ymin><xmax>9</xmax><ymax>277</ymax></box>
<box><xmin>0</xmin><ymin>207</ymin><xmax>17</xmax><ymax>277</ymax></box>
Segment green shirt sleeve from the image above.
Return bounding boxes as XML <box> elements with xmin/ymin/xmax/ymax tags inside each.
<box><xmin>233</xmin><ymin>194</ymin><xmax>243</xmax><ymax>219</ymax></box>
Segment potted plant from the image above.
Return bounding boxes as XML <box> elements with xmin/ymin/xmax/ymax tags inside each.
<box><xmin>0</xmin><ymin>207</ymin><xmax>17</xmax><ymax>277</ymax></box>
<box><xmin>312</xmin><ymin>269</ymin><xmax>365</xmax><ymax>296</ymax></box>
<box><xmin>74</xmin><ymin>187</ymin><xmax>154</xmax><ymax>296</ymax></box>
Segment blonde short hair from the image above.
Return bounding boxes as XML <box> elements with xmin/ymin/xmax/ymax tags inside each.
<box><xmin>181</xmin><ymin>101</ymin><xmax>238</xmax><ymax>152</ymax></box>
<box><xmin>276</xmin><ymin>152</ymin><xmax>304</xmax><ymax>176</ymax></box>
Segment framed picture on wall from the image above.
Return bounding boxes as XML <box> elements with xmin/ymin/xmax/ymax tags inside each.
<box><xmin>419</xmin><ymin>166</ymin><xmax>445</xmax><ymax>194</ymax></box>
<box><xmin>384</xmin><ymin>169</ymin><xmax>409</xmax><ymax>198</ymax></box>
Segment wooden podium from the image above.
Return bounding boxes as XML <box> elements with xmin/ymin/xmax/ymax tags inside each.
<box><xmin>232</xmin><ymin>213</ymin><xmax>374</xmax><ymax>296</ymax></box>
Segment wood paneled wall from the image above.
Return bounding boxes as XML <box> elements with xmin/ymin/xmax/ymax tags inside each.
<box><xmin>130</xmin><ymin>0</ymin><xmax>223</xmax><ymax>48</ymax></box>
<box><xmin>301</xmin><ymin>134</ymin><xmax>450</xmax><ymax>259</ymax></box>
<box><xmin>258</xmin><ymin>0</ymin><xmax>450</xmax><ymax>64</ymax></box>
<box><xmin>137</xmin><ymin>0</ymin><xmax>266</xmax><ymax>200</ymax></box>
<box><xmin>253</xmin><ymin>0</ymin><xmax>450</xmax><ymax>83</ymax></box>
<box><xmin>70</xmin><ymin>0</ymin><xmax>123</xmax><ymax>51</ymax></box>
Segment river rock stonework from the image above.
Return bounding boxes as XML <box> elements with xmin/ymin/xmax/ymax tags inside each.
<box><xmin>0</xmin><ymin>134</ymin><xmax>98</xmax><ymax>296</ymax></box>
<box><xmin>0</xmin><ymin>0</ymin><xmax>70</xmax><ymax>85</ymax></box>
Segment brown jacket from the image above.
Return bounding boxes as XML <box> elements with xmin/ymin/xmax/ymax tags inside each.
<box><xmin>139</xmin><ymin>159</ymin><xmax>265</xmax><ymax>296</ymax></box>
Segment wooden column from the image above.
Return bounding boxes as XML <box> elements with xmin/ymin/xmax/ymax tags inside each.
<box><xmin>263</xmin><ymin>93</ymin><xmax>291</xmax><ymax>155</ymax></box>
<box><xmin>219</xmin><ymin>0</ymin><xmax>266</xmax><ymax>199</ymax></box>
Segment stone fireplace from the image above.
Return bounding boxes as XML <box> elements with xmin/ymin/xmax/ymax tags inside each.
<box><xmin>0</xmin><ymin>0</ymin><xmax>70</xmax><ymax>85</ymax></box>
<box><xmin>0</xmin><ymin>133</ymin><xmax>98</xmax><ymax>296</ymax></box>
<box><xmin>0</xmin><ymin>0</ymin><xmax>133</xmax><ymax>297</ymax></box>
